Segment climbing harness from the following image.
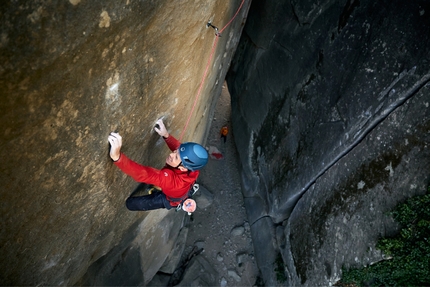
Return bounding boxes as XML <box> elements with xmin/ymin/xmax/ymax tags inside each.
<box><xmin>179</xmin><ymin>0</ymin><xmax>246</xmax><ymax>142</ymax></box>
<box><xmin>175</xmin><ymin>183</ymin><xmax>200</xmax><ymax>215</ymax></box>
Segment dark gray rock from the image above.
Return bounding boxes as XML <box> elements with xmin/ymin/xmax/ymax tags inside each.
<box><xmin>243</xmin><ymin>195</ymin><xmax>269</xmax><ymax>224</ymax></box>
<box><xmin>236</xmin><ymin>252</ymin><xmax>249</xmax><ymax>267</ymax></box>
<box><xmin>221</xmin><ymin>276</ymin><xmax>228</xmax><ymax>287</ymax></box>
<box><xmin>248</xmin><ymin>216</ymin><xmax>278</xmax><ymax>286</ymax></box>
<box><xmin>159</xmin><ymin>226</ymin><xmax>189</xmax><ymax>274</ymax></box>
<box><xmin>194</xmin><ymin>184</ymin><xmax>214</xmax><ymax>210</ymax></box>
<box><xmin>76</xmin><ymin>209</ymin><xmax>184</xmax><ymax>286</ymax></box>
<box><xmin>176</xmin><ymin>255</ymin><xmax>219</xmax><ymax>286</ymax></box>
<box><xmin>288</xmin><ymin>88</ymin><xmax>430</xmax><ymax>285</ymax></box>
<box><xmin>217</xmin><ymin>252</ymin><xmax>224</xmax><ymax>262</ymax></box>
<box><xmin>231</xmin><ymin>225</ymin><xmax>245</xmax><ymax>236</ymax></box>
<box><xmin>194</xmin><ymin>240</ymin><xmax>206</xmax><ymax>250</ymax></box>
<box><xmin>147</xmin><ymin>272</ymin><xmax>171</xmax><ymax>287</ymax></box>
<box><xmin>228</xmin><ymin>269</ymin><xmax>242</xmax><ymax>282</ymax></box>
<box><xmin>228</xmin><ymin>0</ymin><xmax>430</xmax><ymax>285</ymax></box>
<box><xmin>74</xmin><ymin>223</ymin><xmax>144</xmax><ymax>287</ymax></box>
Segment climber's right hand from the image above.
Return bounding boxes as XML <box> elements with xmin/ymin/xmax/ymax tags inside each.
<box><xmin>154</xmin><ymin>119</ymin><xmax>169</xmax><ymax>138</ymax></box>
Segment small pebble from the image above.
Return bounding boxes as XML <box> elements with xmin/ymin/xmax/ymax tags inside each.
<box><xmin>231</xmin><ymin>226</ymin><xmax>245</xmax><ymax>236</ymax></box>
<box><xmin>220</xmin><ymin>277</ymin><xmax>227</xmax><ymax>287</ymax></box>
<box><xmin>228</xmin><ymin>269</ymin><xmax>241</xmax><ymax>282</ymax></box>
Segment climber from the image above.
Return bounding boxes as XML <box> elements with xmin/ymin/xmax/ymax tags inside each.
<box><xmin>220</xmin><ymin>125</ymin><xmax>228</xmax><ymax>143</ymax></box>
<box><xmin>108</xmin><ymin>119</ymin><xmax>208</xmax><ymax>212</ymax></box>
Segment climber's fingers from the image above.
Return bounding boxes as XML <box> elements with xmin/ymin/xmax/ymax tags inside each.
<box><xmin>108</xmin><ymin>132</ymin><xmax>122</xmax><ymax>161</ymax></box>
<box><xmin>154</xmin><ymin>119</ymin><xmax>168</xmax><ymax>137</ymax></box>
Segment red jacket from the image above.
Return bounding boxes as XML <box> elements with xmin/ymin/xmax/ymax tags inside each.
<box><xmin>114</xmin><ymin>135</ymin><xmax>199</xmax><ymax>206</ymax></box>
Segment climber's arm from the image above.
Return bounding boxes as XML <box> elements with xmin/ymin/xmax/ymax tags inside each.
<box><xmin>113</xmin><ymin>153</ymin><xmax>165</xmax><ymax>185</ymax></box>
<box><xmin>154</xmin><ymin>119</ymin><xmax>181</xmax><ymax>151</ymax></box>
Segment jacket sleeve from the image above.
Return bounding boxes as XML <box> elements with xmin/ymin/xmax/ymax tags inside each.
<box><xmin>164</xmin><ymin>135</ymin><xmax>181</xmax><ymax>151</ymax></box>
<box><xmin>114</xmin><ymin>153</ymin><xmax>165</xmax><ymax>186</ymax></box>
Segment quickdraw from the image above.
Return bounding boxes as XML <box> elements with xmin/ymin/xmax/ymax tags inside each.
<box><xmin>179</xmin><ymin>0</ymin><xmax>246</xmax><ymax>141</ymax></box>
<box><xmin>206</xmin><ymin>20</ymin><xmax>221</xmax><ymax>37</ymax></box>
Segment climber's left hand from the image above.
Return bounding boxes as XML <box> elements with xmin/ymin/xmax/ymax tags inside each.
<box><xmin>108</xmin><ymin>132</ymin><xmax>122</xmax><ymax>161</ymax></box>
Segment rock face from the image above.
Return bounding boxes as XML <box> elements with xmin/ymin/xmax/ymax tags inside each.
<box><xmin>2</xmin><ymin>0</ymin><xmax>430</xmax><ymax>285</ymax></box>
<box><xmin>227</xmin><ymin>0</ymin><xmax>430</xmax><ymax>285</ymax></box>
<box><xmin>0</xmin><ymin>1</ymin><xmax>249</xmax><ymax>285</ymax></box>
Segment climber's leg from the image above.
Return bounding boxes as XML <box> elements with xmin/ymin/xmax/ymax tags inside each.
<box><xmin>126</xmin><ymin>192</ymin><xmax>172</xmax><ymax>211</ymax></box>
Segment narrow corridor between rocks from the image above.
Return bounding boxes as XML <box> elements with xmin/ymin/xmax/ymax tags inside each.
<box><xmin>179</xmin><ymin>82</ymin><xmax>259</xmax><ymax>286</ymax></box>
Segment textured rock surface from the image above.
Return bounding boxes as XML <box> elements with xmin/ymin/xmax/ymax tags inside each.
<box><xmin>287</xmin><ymin>88</ymin><xmax>430</xmax><ymax>285</ymax></box>
<box><xmin>160</xmin><ymin>84</ymin><xmax>259</xmax><ymax>286</ymax></box>
<box><xmin>0</xmin><ymin>1</ymin><xmax>249</xmax><ymax>285</ymax></box>
<box><xmin>3</xmin><ymin>0</ymin><xmax>430</xmax><ymax>285</ymax></box>
<box><xmin>227</xmin><ymin>0</ymin><xmax>430</xmax><ymax>285</ymax></box>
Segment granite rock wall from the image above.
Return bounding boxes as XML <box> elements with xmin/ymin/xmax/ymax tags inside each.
<box><xmin>0</xmin><ymin>1</ymin><xmax>249</xmax><ymax>285</ymax></box>
<box><xmin>2</xmin><ymin>0</ymin><xmax>430</xmax><ymax>285</ymax></box>
<box><xmin>227</xmin><ymin>0</ymin><xmax>430</xmax><ymax>285</ymax></box>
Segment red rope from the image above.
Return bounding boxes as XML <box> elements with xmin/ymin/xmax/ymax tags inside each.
<box><xmin>179</xmin><ymin>0</ymin><xmax>246</xmax><ymax>142</ymax></box>
<box><xmin>219</xmin><ymin>0</ymin><xmax>246</xmax><ymax>34</ymax></box>
<box><xmin>179</xmin><ymin>36</ymin><xmax>220</xmax><ymax>142</ymax></box>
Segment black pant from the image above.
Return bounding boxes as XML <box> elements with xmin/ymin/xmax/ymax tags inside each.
<box><xmin>126</xmin><ymin>191</ymin><xmax>173</xmax><ymax>211</ymax></box>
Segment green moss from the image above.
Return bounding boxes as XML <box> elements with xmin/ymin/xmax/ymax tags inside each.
<box><xmin>337</xmin><ymin>186</ymin><xmax>430</xmax><ymax>287</ymax></box>
<box><xmin>291</xmin><ymin>149</ymin><xmax>407</xmax><ymax>285</ymax></box>
<box><xmin>274</xmin><ymin>252</ymin><xmax>287</xmax><ymax>283</ymax></box>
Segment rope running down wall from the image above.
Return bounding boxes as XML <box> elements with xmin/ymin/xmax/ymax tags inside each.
<box><xmin>179</xmin><ymin>0</ymin><xmax>246</xmax><ymax>142</ymax></box>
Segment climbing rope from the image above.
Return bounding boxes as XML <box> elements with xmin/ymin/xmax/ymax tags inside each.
<box><xmin>179</xmin><ymin>0</ymin><xmax>246</xmax><ymax>142</ymax></box>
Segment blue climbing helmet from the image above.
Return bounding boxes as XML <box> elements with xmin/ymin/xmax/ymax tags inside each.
<box><xmin>178</xmin><ymin>142</ymin><xmax>208</xmax><ymax>171</ymax></box>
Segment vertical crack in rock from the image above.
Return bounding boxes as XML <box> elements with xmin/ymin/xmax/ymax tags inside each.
<box><xmin>316</xmin><ymin>49</ymin><xmax>324</xmax><ymax>70</ymax></box>
<box><xmin>289</xmin><ymin>1</ymin><xmax>302</xmax><ymax>26</ymax></box>
<box><xmin>338</xmin><ymin>0</ymin><xmax>361</xmax><ymax>33</ymax></box>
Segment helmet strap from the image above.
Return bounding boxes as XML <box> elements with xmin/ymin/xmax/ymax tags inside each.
<box><xmin>175</xmin><ymin>161</ymin><xmax>183</xmax><ymax>169</ymax></box>
<box><xmin>176</xmin><ymin>162</ymin><xmax>189</xmax><ymax>172</ymax></box>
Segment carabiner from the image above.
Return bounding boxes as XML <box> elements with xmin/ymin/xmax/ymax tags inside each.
<box><xmin>206</xmin><ymin>20</ymin><xmax>221</xmax><ymax>37</ymax></box>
